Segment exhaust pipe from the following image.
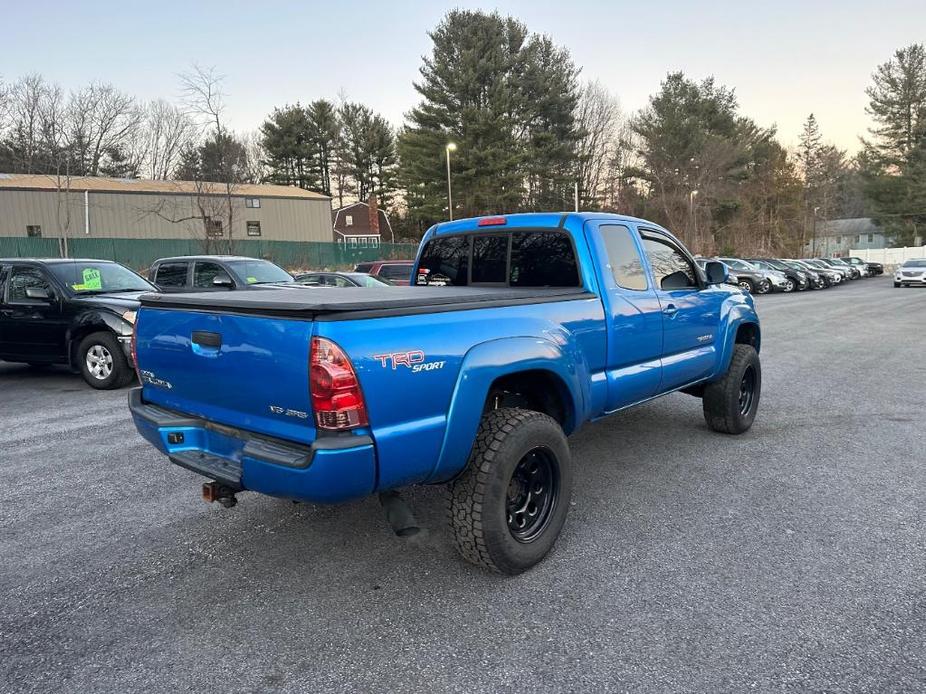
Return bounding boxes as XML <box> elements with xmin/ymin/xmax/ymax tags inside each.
<box><xmin>378</xmin><ymin>491</ymin><xmax>420</xmax><ymax>537</ymax></box>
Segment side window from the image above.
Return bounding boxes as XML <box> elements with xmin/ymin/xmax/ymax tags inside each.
<box><xmin>7</xmin><ymin>267</ymin><xmax>52</xmax><ymax>302</ymax></box>
<box><xmin>641</xmin><ymin>236</ymin><xmax>698</xmax><ymax>290</ymax></box>
<box><xmin>155</xmin><ymin>262</ymin><xmax>189</xmax><ymax>288</ymax></box>
<box><xmin>599</xmin><ymin>225</ymin><xmax>647</xmax><ymax>290</ymax></box>
<box><xmin>471</xmin><ymin>235</ymin><xmax>508</xmax><ymax>284</ymax></box>
<box><xmin>509</xmin><ymin>231</ymin><xmax>579</xmax><ymax>287</ymax></box>
<box><xmin>332</xmin><ymin>275</ymin><xmax>353</xmax><ymax>287</ymax></box>
<box><xmin>381</xmin><ymin>264</ymin><xmax>412</xmax><ymax>281</ymax></box>
<box><xmin>193</xmin><ymin>262</ymin><xmax>228</xmax><ymax>288</ymax></box>
<box><xmin>416</xmin><ymin>236</ymin><xmax>470</xmax><ymax>286</ymax></box>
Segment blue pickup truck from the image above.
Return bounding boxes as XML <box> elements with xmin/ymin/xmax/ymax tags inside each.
<box><xmin>129</xmin><ymin>212</ymin><xmax>761</xmax><ymax>574</ymax></box>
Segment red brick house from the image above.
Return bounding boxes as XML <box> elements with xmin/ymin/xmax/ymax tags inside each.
<box><xmin>331</xmin><ymin>196</ymin><xmax>394</xmax><ymax>247</ymax></box>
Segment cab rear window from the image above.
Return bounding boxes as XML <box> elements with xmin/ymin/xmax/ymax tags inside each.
<box><xmin>416</xmin><ymin>230</ymin><xmax>579</xmax><ymax>288</ymax></box>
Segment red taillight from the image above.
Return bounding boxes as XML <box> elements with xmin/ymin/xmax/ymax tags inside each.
<box><xmin>310</xmin><ymin>336</ymin><xmax>368</xmax><ymax>430</ymax></box>
<box><xmin>478</xmin><ymin>216</ymin><xmax>507</xmax><ymax>226</ymax></box>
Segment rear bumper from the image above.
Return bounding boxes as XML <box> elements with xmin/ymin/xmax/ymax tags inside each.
<box><xmin>128</xmin><ymin>388</ymin><xmax>376</xmax><ymax>503</ymax></box>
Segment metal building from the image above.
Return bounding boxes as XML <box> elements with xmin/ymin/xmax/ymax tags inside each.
<box><xmin>0</xmin><ymin>174</ymin><xmax>333</xmax><ymax>243</ymax></box>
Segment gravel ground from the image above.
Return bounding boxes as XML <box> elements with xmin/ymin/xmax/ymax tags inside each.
<box><xmin>1</xmin><ymin>278</ymin><xmax>923</xmax><ymax>693</ymax></box>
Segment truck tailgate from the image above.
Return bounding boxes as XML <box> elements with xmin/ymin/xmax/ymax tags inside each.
<box><xmin>135</xmin><ymin>307</ymin><xmax>316</xmax><ymax>444</ymax></box>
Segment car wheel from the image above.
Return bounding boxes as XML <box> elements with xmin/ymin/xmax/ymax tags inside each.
<box><xmin>894</xmin><ymin>282</ymin><xmax>901</xmax><ymax>288</ymax></box>
<box><xmin>448</xmin><ymin>407</ymin><xmax>573</xmax><ymax>575</ymax></box>
<box><xmin>783</xmin><ymin>279</ymin><xmax>795</xmax><ymax>293</ymax></box>
<box><xmin>738</xmin><ymin>279</ymin><xmax>754</xmax><ymax>293</ymax></box>
<box><xmin>755</xmin><ymin>280</ymin><xmax>771</xmax><ymax>295</ymax></box>
<box><xmin>77</xmin><ymin>332</ymin><xmax>133</xmax><ymax>390</ymax></box>
<box><xmin>702</xmin><ymin>344</ymin><xmax>761</xmax><ymax>435</ymax></box>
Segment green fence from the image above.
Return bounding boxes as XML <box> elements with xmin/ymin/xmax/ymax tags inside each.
<box><xmin>0</xmin><ymin>237</ymin><xmax>421</xmax><ymax>272</ymax></box>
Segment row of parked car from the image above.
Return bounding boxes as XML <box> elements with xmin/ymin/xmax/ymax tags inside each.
<box><xmin>696</xmin><ymin>256</ymin><xmax>884</xmax><ymax>294</ymax></box>
<box><xmin>0</xmin><ymin>254</ymin><xmax>414</xmax><ymax>390</ymax></box>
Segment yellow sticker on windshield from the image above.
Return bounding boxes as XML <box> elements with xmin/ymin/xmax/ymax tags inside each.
<box><xmin>82</xmin><ymin>268</ymin><xmax>102</xmax><ymax>290</ymax></box>
<box><xmin>246</xmin><ymin>276</ymin><xmax>258</xmax><ymax>284</ymax></box>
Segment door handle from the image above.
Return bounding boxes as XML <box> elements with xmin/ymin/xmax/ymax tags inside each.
<box><xmin>663</xmin><ymin>304</ymin><xmax>678</xmax><ymax>318</ymax></box>
<box><xmin>191</xmin><ymin>331</ymin><xmax>222</xmax><ymax>348</ymax></box>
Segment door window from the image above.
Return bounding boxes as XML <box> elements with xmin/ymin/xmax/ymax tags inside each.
<box><xmin>641</xmin><ymin>236</ymin><xmax>698</xmax><ymax>290</ymax></box>
<box><xmin>600</xmin><ymin>225</ymin><xmax>647</xmax><ymax>290</ymax></box>
<box><xmin>193</xmin><ymin>262</ymin><xmax>228</xmax><ymax>288</ymax></box>
<box><xmin>7</xmin><ymin>267</ymin><xmax>52</xmax><ymax>302</ymax></box>
<box><xmin>380</xmin><ymin>264</ymin><xmax>412</xmax><ymax>280</ymax></box>
<box><xmin>155</xmin><ymin>263</ymin><xmax>189</xmax><ymax>288</ymax></box>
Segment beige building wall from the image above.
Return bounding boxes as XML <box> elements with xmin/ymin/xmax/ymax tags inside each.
<box><xmin>0</xmin><ymin>189</ymin><xmax>333</xmax><ymax>242</ymax></box>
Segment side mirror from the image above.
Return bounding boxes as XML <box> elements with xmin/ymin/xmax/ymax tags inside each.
<box><xmin>25</xmin><ymin>287</ymin><xmax>52</xmax><ymax>301</ymax></box>
<box><xmin>212</xmin><ymin>273</ymin><xmax>235</xmax><ymax>289</ymax></box>
<box><xmin>704</xmin><ymin>261</ymin><xmax>729</xmax><ymax>285</ymax></box>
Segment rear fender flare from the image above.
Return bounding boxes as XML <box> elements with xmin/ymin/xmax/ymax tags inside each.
<box><xmin>426</xmin><ymin>336</ymin><xmax>587</xmax><ymax>483</ymax></box>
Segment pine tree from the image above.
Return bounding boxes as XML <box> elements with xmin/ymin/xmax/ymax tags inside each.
<box><xmin>260</xmin><ymin>104</ymin><xmax>317</xmax><ymax>190</ymax></box>
<box><xmin>861</xmin><ymin>43</ymin><xmax>926</xmax><ymax>245</ymax></box>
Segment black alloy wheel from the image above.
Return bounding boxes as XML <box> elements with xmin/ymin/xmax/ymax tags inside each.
<box><xmin>738</xmin><ymin>365</ymin><xmax>758</xmax><ymax>417</ymax></box>
<box><xmin>506</xmin><ymin>448</ymin><xmax>560</xmax><ymax>543</ymax></box>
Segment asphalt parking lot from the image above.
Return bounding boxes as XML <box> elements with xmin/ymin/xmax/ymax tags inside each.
<box><xmin>1</xmin><ymin>278</ymin><xmax>923</xmax><ymax>693</ymax></box>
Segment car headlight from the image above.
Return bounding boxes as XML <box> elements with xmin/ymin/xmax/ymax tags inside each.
<box><xmin>122</xmin><ymin>310</ymin><xmax>137</xmax><ymax>325</ymax></box>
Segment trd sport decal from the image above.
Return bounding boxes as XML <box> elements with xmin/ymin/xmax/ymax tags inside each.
<box><xmin>373</xmin><ymin>351</ymin><xmax>445</xmax><ymax>373</ymax></box>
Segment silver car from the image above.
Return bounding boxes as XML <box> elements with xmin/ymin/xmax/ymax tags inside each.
<box><xmin>894</xmin><ymin>258</ymin><xmax>926</xmax><ymax>287</ymax></box>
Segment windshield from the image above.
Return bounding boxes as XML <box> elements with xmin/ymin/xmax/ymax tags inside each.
<box><xmin>721</xmin><ymin>258</ymin><xmax>757</xmax><ymax>271</ymax></box>
<box><xmin>346</xmin><ymin>273</ymin><xmax>391</xmax><ymax>287</ymax></box>
<box><xmin>903</xmin><ymin>259</ymin><xmax>926</xmax><ymax>268</ymax></box>
<box><xmin>47</xmin><ymin>261</ymin><xmax>154</xmax><ymax>294</ymax></box>
<box><xmin>226</xmin><ymin>259</ymin><xmax>293</xmax><ymax>285</ymax></box>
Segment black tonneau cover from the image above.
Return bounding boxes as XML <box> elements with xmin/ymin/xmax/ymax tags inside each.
<box><xmin>139</xmin><ymin>286</ymin><xmax>595</xmax><ymax>321</ymax></box>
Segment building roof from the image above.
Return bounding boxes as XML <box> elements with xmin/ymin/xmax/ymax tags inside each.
<box><xmin>0</xmin><ymin>173</ymin><xmax>330</xmax><ymax>201</ymax></box>
<box><xmin>331</xmin><ymin>201</ymin><xmax>392</xmax><ymax>237</ymax></box>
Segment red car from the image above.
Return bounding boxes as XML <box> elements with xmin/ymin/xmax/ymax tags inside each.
<box><xmin>353</xmin><ymin>260</ymin><xmax>414</xmax><ymax>285</ymax></box>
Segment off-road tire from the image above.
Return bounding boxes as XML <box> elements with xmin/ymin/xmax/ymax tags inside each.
<box><xmin>77</xmin><ymin>331</ymin><xmax>133</xmax><ymax>390</ymax></box>
<box><xmin>702</xmin><ymin>344</ymin><xmax>761</xmax><ymax>435</ymax></box>
<box><xmin>448</xmin><ymin>408</ymin><xmax>572</xmax><ymax>575</ymax></box>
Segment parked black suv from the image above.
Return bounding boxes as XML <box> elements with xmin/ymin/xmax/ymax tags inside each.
<box><xmin>0</xmin><ymin>258</ymin><xmax>156</xmax><ymax>389</ymax></box>
<box><xmin>148</xmin><ymin>255</ymin><xmax>295</xmax><ymax>292</ymax></box>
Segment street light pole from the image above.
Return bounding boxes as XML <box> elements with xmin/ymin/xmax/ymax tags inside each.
<box><xmin>445</xmin><ymin>142</ymin><xmax>457</xmax><ymax>221</ymax></box>
<box><xmin>689</xmin><ymin>190</ymin><xmax>699</xmax><ymax>242</ymax></box>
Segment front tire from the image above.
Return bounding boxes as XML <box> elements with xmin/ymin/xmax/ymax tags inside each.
<box><xmin>783</xmin><ymin>279</ymin><xmax>795</xmax><ymax>293</ymax></box>
<box><xmin>77</xmin><ymin>332</ymin><xmax>133</xmax><ymax>390</ymax></box>
<box><xmin>754</xmin><ymin>279</ymin><xmax>771</xmax><ymax>295</ymax></box>
<box><xmin>738</xmin><ymin>279</ymin><xmax>754</xmax><ymax>293</ymax></box>
<box><xmin>702</xmin><ymin>344</ymin><xmax>761</xmax><ymax>435</ymax></box>
<box><xmin>448</xmin><ymin>408</ymin><xmax>573</xmax><ymax>575</ymax></box>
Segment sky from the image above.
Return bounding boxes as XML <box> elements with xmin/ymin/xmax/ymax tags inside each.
<box><xmin>3</xmin><ymin>0</ymin><xmax>925</xmax><ymax>153</ymax></box>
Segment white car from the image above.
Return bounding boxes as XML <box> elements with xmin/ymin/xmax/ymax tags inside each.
<box><xmin>894</xmin><ymin>259</ymin><xmax>926</xmax><ymax>287</ymax></box>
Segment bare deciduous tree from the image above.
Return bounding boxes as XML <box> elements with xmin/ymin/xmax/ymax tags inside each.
<box><xmin>68</xmin><ymin>82</ymin><xmax>141</xmax><ymax>176</ymax></box>
<box><xmin>137</xmin><ymin>99</ymin><xmax>196</xmax><ymax>179</ymax></box>
<box><xmin>177</xmin><ymin>64</ymin><xmax>238</xmax><ymax>253</ymax></box>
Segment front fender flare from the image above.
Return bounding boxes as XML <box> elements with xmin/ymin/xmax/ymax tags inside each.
<box><xmin>426</xmin><ymin>336</ymin><xmax>588</xmax><ymax>484</ymax></box>
<box><xmin>713</xmin><ymin>299</ymin><xmax>761</xmax><ymax>380</ymax></box>
<box><xmin>66</xmin><ymin>311</ymin><xmax>133</xmax><ymax>366</ymax></box>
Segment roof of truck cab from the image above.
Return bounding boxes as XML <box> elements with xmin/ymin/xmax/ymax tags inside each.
<box><xmin>151</xmin><ymin>255</ymin><xmax>269</xmax><ymax>263</ymax></box>
<box><xmin>430</xmin><ymin>211</ymin><xmax>669</xmax><ymax>236</ymax></box>
<box><xmin>0</xmin><ymin>257</ymin><xmax>123</xmax><ymax>264</ymax></box>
